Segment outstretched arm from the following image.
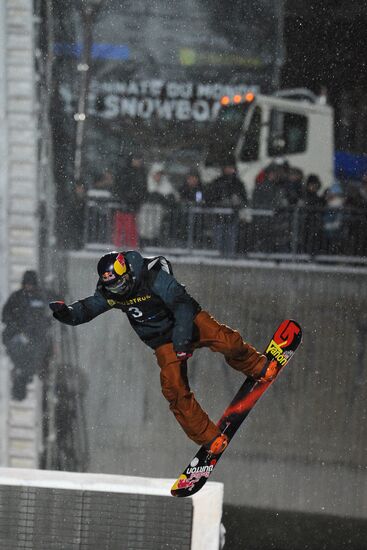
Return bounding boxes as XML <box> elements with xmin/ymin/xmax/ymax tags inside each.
<box><xmin>50</xmin><ymin>291</ymin><xmax>111</xmax><ymax>325</ymax></box>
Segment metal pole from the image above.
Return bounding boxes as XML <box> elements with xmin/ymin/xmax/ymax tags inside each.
<box><xmin>73</xmin><ymin>1</ymin><xmax>102</xmax><ymax>183</ymax></box>
<box><xmin>187</xmin><ymin>209</ymin><xmax>195</xmax><ymax>250</ymax></box>
<box><xmin>272</xmin><ymin>0</ymin><xmax>285</xmax><ymax>91</ymax></box>
<box><xmin>291</xmin><ymin>206</ymin><xmax>300</xmax><ymax>257</ymax></box>
<box><xmin>73</xmin><ymin>11</ymin><xmax>92</xmax><ymax>182</ymax></box>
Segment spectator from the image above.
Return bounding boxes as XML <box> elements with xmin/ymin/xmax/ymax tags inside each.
<box><xmin>91</xmin><ymin>169</ymin><xmax>115</xmax><ymax>194</ymax></box>
<box><xmin>179</xmin><ymin>170</ymin><xmax>206</xmax><ymax>205</ymax></box>
<box><xmin>252</xmin><ymin>163</ymin><xmax>288</xmax><ymax>210</ymax></box>
<box><xmin>2</xmin><ymin>271</ymin><xmax>52</xmax><ymax>401</ymax></box>
<box><xmin>300</xmin><ymin>174</ymin><xmax>325</xmax><ymax>255</ymax></box>
<box><xmin>252</xmin><ymin>163</ymin><xmax>288</xmax><ymax>252</ymax></box>
<box><xmin>147</xmin><ymin>163</ymin><xmax>179</xmax><ymax>201</ymax></box>
<box><xmin>321</xmin><ymin>181</ymin><xmax>345</xmax><ymax>254</ymax></box>
<box><xmin>254</xmin><ymin>158</ymin><xmax>289</xmax><ymax>188</ymax></box>
<box><xmin>207</xmin><ymin>162</ymin><xmax>247</xmax><ymax>256</ymax></box>
<box><xmin>344</xmin><ymin>173</ymin><xmax>367</xmax><ymax>255</ymax></box>
<box><xmin>113</xmin><ymin>153</ymin><xmax>147</xmax><ymax>248</ymax></box>
<box><xmin>303</xmin><ymin>174</ymin><xmax>324</xmax><ymax>207</ymax></box>
<box><xmin>274</xmin><ymin>166</ymin><xmax>303</xmax><ymax>252</ymax></box>
<box><xmin>137</xmin><ymin>163</ymin><xmax>178</xmax><ymax>247</ymax></box>
<box><xmin>178</xmin><ymin>170</ymin><xmax>207</xmax><ymax>248</ymax></box>
<box><xmin>114</xmin><ymin>152</ymin><xmax>147</xmax><ymax>212</ymax></box>
<box><xmin>285</xmin><ymin>167</ymin><xmax>304</xmax><ymax>206</ymax></box>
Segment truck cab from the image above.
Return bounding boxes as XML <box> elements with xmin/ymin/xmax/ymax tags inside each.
<box><xmin>202</xmin><ymin>89</ymin><xmax>334</xmax><ymax>197</ymax></box>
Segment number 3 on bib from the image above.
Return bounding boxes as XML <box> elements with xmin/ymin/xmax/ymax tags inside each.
<box><xmin>128</xmin><ymin>306</ymin><xmax>143</xmax><ymax>318</ymax></box>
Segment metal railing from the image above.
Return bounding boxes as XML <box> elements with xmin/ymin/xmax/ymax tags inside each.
<box><xmin>82</xmin><ymin>198</ymin><xmax>367</xmax><ymax>262</ymax></box>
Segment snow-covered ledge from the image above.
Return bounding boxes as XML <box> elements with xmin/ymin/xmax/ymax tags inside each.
<box><xmin>0</xmin><ymin>468</ymin><xmax>224</xmax><ymax>550</ymax></box>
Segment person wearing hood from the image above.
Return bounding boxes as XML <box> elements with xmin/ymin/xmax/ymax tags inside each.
<box><xmin>147</xmin><ymin>163</ymin><xmax>179</xmax><ymax>201</ymax></box>
<box><xmin>300</xmin><ymin>174</ymin><xmax>325</xmax><ymax>255</ymax></box>
<box><xmin>344</xmin><ymin>173</ymin><xmax>367</xmax><ymax>255</ymax></box>
<box><xmin>138</xmin><ymin>164</ymin><xmax>178</xmax><ymax>246</ymax></box>
<box><xmin>2</xmin><ymin>270</ymin><xmax>52</xmax><ymax>400</ymax></box>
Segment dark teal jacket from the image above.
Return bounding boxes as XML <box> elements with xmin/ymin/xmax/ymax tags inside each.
<box><xmin>62</xmin><ymin>251</ymin><xmax>201</xmax><ymax>352</ymax></box>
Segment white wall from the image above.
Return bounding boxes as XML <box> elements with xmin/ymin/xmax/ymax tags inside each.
<box><xmin>0</xmin><ymin>0</ymin><xmax>9</xmax><ymax>468</ymax></box>
<box><xmin>5</xmin><ymin>0</ymin><xmax>39</xmax><ymax>286</ymax></box>
<box><xmin>0</xmin><ymin>0</ymin><xmax>40</xmax><ymax>467</ymax></box>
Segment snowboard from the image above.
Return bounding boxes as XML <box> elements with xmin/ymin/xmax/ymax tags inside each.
<box><xmin>171</xmin><ymin>319</ymin><xmax>302</xmax><ymax>497</ymax></box>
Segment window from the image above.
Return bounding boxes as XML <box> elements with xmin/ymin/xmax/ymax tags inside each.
<box><xmin>240</xmin><ymin>106</ymin><xmax>261</xmax><ymax>161</ymax></box>
<box><xmin>205</xmin><ymin>103</ymin><xmax>251</xmax><ymax>166</ymax></box>
<box><xmin>268</xmin><ymin>110</ymin><xmax>308</xmax><ymax>156</ymax></box>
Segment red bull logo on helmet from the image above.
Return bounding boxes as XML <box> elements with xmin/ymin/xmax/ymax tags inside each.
<box><xmin>114</xmin><ymin>253</ymin><xmax>127</xmax><ymax>275</ymax></box>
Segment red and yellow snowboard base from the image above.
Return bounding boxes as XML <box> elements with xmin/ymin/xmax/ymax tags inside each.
<box><xmin>171</xmin><ymin>319</ymin><xmax>302</xmax><ymax>497</ymax></box>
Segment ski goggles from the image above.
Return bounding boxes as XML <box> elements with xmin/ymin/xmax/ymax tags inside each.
<box><xmin>108</xmin><ymin>274</ymin><xmax>131</xmax><ymax>294</ymax></box>
<box><xmin>102</xmin><ymin>272</ymin><xmax>131</xmax><ymax>295</ymax></box>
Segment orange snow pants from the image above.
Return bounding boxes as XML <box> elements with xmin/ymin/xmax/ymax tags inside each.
<box><xmin>154</xmin><ymin>310</ymin><xmax>267</xmax><ymax>446</ymax></box>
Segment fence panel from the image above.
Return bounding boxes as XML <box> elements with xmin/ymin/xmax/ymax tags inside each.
<box><xmin>83</xmin><ymin>200</ymin><xmax>367</xmax><ymax>260</ymax></box>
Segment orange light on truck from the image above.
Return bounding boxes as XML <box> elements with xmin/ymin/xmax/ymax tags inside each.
<box><xmin>233</xmin><ymin>94</ymin><xmax>242</xmax><ymax>103</ymax></box>
<box><xmin>220</xmin><ymin>96</ymin><xmax>230</xmax><ymax>106</ymax></box>
<box><xmin>244</xmin><ymin>92</ymin><xmax>255</xmax><ymax>102</ymax></box>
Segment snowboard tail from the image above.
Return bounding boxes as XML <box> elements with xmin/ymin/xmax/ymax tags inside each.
<box><xmin>171</xmin><ymin>319</ymin><xmax>302</xmax><ymax>497</ymax></box>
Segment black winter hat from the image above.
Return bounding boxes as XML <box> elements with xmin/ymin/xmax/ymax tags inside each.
<box><xmin>22</xmin><ymin>270</ymin><xmax>38</xmax><ymax>287</ymax></box>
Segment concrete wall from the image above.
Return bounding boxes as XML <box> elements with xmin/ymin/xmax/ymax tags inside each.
<box><xmin>66</xmin><ymin>251</ymin><xmax>367</xmax><ymax>519</ymax></box>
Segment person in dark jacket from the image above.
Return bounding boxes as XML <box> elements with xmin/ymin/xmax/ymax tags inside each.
<box><xmin>114</xmin><ymin>153</ymin><xmax>147</xmax><ymax>213</ymax></box>
<box><xmin>178</xmin><ymin>170</ymin><xmax>207</xmax><ymax>247</ymax></box>
<box><xmin>344</xmin><ymin>173</ymin><xmax>367</xmax><ymax>255</ymax></box>
<box><xmin>207</xmin><ymin>163</ymin><xmax>248</xmax><ymax>256</ymax></box>
<box><xmin>300</xmin><ymin>174</ymin><xmax>325</xmax><ymax>254</ymax></box>
<box><xmin>2</xmin><ymin>270</ymin><xmax>51</xmax><ymax>400</ymax></box>
<box><xmin>112</xmin><ymin>153</ymin><xmax>148</xmax><ymax>248</ymax></box>
<box><xmin>252</xmin><ymin>164</ymin><xmax>287</xmax><ymax>252</ymax></box>
<box><xmin>49</xmin><ymin>250</ymin><xmax>277</xmax><ymax>453</ymax></box>
<box><xmin>179</xmin><ymin>170</ymin><xmax>206</xmax><ymax>205</ymax></box>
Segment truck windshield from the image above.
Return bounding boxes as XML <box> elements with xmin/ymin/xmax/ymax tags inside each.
<box><xmin>205</xmin><ymin>103</ymin><xmax>251</xmax><ymax>166</ymax></box>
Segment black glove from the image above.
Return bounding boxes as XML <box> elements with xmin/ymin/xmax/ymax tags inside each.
<box><xmin>49</xmin><ymin>300</ymin><xmax>72</xmax><ymax>323</ymax></box>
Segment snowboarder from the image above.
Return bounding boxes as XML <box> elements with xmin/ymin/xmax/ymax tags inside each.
<box><xmin>49</xmin><ymin>251</ymin><xmax>277</xmax><ymax>453</ymax></box>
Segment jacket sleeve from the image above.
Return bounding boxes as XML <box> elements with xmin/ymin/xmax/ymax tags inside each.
<box><xmin>151</xmin><ymin>270</ymin><xmax>200</xmax><ymax>352</ymax></box>
<box><xmin>2</xmin><ymin>293</ymin><xmax>21</xmax><ymax>341</ymax></box>
<box><xmin>2</xmin><ymin>294</ymin><xmax>16</xmax><ymax>325</ymax></box>
<box><xmin>61</xmin><ymin>290</ymin><xmax>111</xmax><ymax>325</ymax></box>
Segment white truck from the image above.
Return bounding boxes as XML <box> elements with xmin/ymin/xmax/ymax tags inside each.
<box><xmin>202</xmin><ymin>88</ymin><xmax>334</xmax><ymax>197</ymax></box>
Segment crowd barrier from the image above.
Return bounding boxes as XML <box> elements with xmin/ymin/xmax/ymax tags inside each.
<box><xmin>83</xmin><ymin>197</ymin><xmax>367</xmax><ymax>261</ymax></box>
